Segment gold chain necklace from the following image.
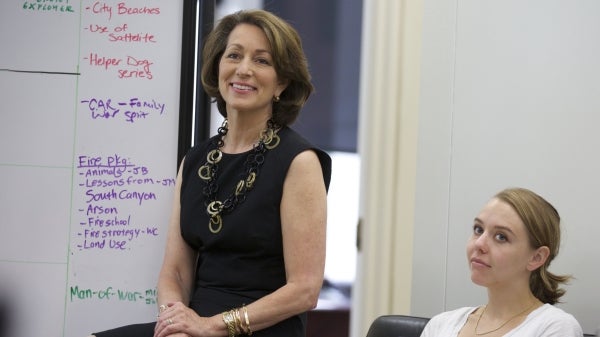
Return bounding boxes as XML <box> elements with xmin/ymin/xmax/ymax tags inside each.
<box><xmin>474</xmin><ymin>302</ymin><xmax>537</xmax><ymax>335</ymax></box>
<box><xmin>197</xmin><ymin>119</ymin><xmax>280</xmax><ymax>234</ymax></box>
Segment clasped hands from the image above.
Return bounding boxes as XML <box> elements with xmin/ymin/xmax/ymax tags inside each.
<box><xmin>154</xmin><ymin>302</ymin><xmax>205</xmax><ymax>337</ymax></box>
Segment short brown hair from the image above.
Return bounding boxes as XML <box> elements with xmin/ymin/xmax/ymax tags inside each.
<box><xmin>201</xmin><ymin>9</ymin><xmax>313</xmax><ymax>126</ymax></box>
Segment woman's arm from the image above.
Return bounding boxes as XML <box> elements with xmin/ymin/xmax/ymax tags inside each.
<box><xmin>241</xmin><ymin>149</ymin><xmax>328</xmax><ymax>332</ymax></box>
<box><xmin>156</xmin><ymin>160</ymin><xmax>197</xmax><ymax>308</ymax></box>
<box><xmin>154</xmin><ymin>160</ymin><xmax>229</xmax><ymax>337</ymax></box>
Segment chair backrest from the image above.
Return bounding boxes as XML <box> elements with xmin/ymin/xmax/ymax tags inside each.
<box><xmin>366</xmin><ymin>315</ymin><xmax>430</xmax><ymax>337</ymax></box>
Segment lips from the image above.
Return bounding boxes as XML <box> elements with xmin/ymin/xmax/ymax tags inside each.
<box><xmin>470</xmin><ymin>257</ymin><xmax>491</xmax><ymax>268</ymax></box>
<box><xmin>231</xmin><ymin>83</ymin><xmax>255</xmax><ymax>91</ymax></box>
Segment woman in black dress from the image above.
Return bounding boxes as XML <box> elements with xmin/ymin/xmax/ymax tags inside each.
<box><xmin>90</xmin><ymin>9</ymin><xmax>331</xmax><ymax>337</ymax></box>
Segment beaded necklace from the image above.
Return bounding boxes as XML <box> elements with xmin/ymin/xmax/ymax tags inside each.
<box><xmin>197</xmin><ymin>119</ymin><xmax>280</xmax><ymax>233</ymax></box>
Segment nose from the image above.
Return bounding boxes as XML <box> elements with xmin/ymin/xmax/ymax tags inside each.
<box><xmin>236</xmin><ymin>58</ymin><xmax>253</xmax><ymax>77</ymax></box>
<box><xmin>474</xmin><ymin>233</ymin><xmax>489</xmax><ymax>253</ymax></box>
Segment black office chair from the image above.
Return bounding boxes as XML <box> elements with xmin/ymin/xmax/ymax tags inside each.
<box><xmin>366</xmin><ymin>315</ymin><xmax>430</xmax><ymax>337</ymax></box>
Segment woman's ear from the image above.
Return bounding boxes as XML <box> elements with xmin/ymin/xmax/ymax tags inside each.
<box><xmin>527</xmin><ymin>246</ymin><xmax>550</xmax><ymax>271</ymax></box>
<box><xmin>276</xmin><ymin>78</ymin><xmax>290</xmax><ymax>97</ymax></box>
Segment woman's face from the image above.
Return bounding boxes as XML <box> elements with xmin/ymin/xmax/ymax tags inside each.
<box><xmin>466</xmin><ymin>198</ymin><xmax>539</xmax><ymax>289</ymax></box>
<box><xmin>218</xmin><ymin>23</ymin><xmax>287</xmax><ymax>116</ymax></box>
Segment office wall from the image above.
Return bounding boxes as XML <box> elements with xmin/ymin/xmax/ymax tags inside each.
<box><xmin>412</xmin><ymin>1</ymin><xmax>600</xmax><ymax>334</ymax></box>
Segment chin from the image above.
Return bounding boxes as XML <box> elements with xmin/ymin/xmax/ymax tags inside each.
<box><xmin>470</xmin><ymin>274</ymin><xmax>487</xmax><ymax>287</ymax></box>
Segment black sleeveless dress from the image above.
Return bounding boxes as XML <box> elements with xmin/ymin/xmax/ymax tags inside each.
<box><xmin>93</xmin><ymin>127</ymin><xmax>331</xmax><ymax>337</ymax></box>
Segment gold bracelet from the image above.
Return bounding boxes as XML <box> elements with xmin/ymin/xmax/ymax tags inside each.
<box><xmin>222</xmin><ymin>310</ymin><xmax>237</xmax><ymax>337</ymax></box>
<box><xmin>242</xmin><ymin>305</ymin><xmax>252</xmax><ymax>335</ymax></box>
<box><xmin>233</xmin><ymin>308</ymin><xmax>244</xmax><ymax>334</ymax></box>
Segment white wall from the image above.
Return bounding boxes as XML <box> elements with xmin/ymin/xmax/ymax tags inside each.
<box><xmin>412</xmin><ymin>1</ymin><xmax>600</xmax><ymax>334</ymax></box>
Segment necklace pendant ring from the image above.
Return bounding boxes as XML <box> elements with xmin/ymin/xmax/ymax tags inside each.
<box><xmin>207</xmin><ymin>149</ymin><xmax>223</xmax><ymax>164</ymax></box>
<box><xmin>209</xmin><ymin>215</ymin><xmax>223</xmax><ymax>233</ymax></box>
<box><xmin>235</xmin><ymin>180</ymin><xmax>245</xmax><ymax>195</ymax></box>
<box><xmin>198</xmin><ymin>164</ymin><xmax>213</xmax><ymax>180</ymax></box>
<box><xmin>207</xmin><ymin>200</ymin><xmax>223</xmax><ymax>216</ymax></box>
<box><xmin>265</xmin><ymin>134</ymin><xmax>280</xmax><ymax>149</ymax></box>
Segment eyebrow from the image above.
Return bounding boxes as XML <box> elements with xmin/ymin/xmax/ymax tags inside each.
<box><xmin>225</xmin><ymin>43</ymin><xmax>272</xmax><ymax>55</ymax></box>
<box><xmin>473</xmin><ymin>218</ymin><xmax>516</xmax><ymax>236</ymax></box>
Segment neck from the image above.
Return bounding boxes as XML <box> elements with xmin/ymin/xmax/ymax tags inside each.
<box><xmin>485</xmin><ymin>287</ymin><xmax>540</xmax><ymax>316</ymax></box>
<box><xmin>220</xmin><ymin>116</ymin><xmax>272</xmax><ymax>154</ymax></box>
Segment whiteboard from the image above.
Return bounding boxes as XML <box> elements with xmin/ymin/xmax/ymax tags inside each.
<box><xmin>0</xmin><ymin>1</ymin><xmax>183</xmax><ymax>336</ymax></box>
<box><xmin>412</xmin><ymin>1</ymin><xmax>600</xmax><ymax>334</ymax></box>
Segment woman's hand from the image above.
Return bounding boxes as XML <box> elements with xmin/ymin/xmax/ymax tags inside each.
<box><xmin>153</xmin><ymin>302</ymin><xmax>207</xmax><ymax>337</ymax></box>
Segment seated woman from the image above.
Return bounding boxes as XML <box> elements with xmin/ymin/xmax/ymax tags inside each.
<box><xmin>421</xmin><ymin>187</ymin><xmax>583</xmax><ymax>337</ymax></box>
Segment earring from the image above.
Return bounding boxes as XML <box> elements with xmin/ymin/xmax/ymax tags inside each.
<box><xmin>273</xmin><ymin>95</ymin><xmax>280</xmax><ymax>102</ymax></box>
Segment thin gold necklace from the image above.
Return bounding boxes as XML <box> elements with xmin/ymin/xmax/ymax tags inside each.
<box><xmin>474</xmin><ymin>302</ymin><xmax>537</xmax><ymax>335</ymax></box>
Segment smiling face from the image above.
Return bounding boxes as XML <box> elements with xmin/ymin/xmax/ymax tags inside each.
<box><xmin>218</xmin><ymin>23</ymin><xmax>288</xmax><ymax>118</ymax></box>
<box><xmin>467</xmin><ymin>198</ymin><xmax>546</xmax><ymax>290</ymax></box>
